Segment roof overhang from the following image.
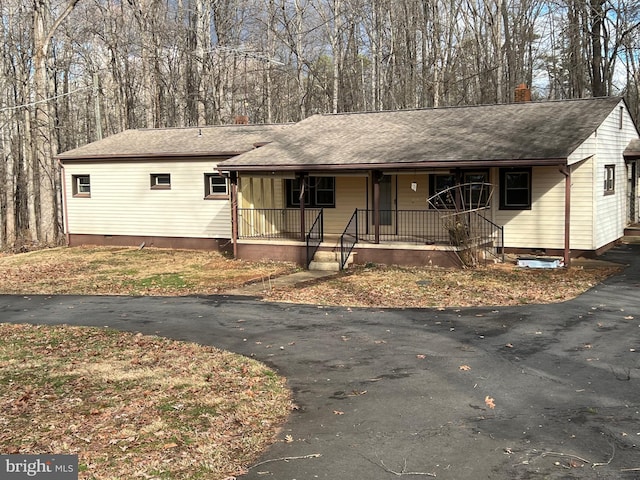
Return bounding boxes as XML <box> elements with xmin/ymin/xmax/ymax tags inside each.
<box><xmin>57</xmin><ymin>152</ymin><xmax>246</xmax><ymax>162</ymax></box>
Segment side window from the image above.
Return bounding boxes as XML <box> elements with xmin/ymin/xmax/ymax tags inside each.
<box><xmin>150</xmin><ymin>173</ymin><xmax>171</xmax><ymax>190</ymax></box>
<box><xmin>204</xmin><ymin>173</ymin><xmax>229</xmax><ymax>199</ymax></box>
<box><xmin>604</xmin><ymin>165</ymin><xmax>615</xmax><ymax>194</ymax></box>
<box><xmin>72</xmin><ymin>175</ymin><xmax>91</xmax><ymax>197</ymax></box>
<box><xmin>500</xmin><ymin>168</ymin><xmax>532</xmax><ymax>210</ymax></box>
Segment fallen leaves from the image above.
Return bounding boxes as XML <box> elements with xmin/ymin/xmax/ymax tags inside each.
<box><xmin>485</xmin><ymin>396</ymin><xmax>496</xmax><ymax>409</ymax></box>
<box><xmin>0</xmin><ymin>247</ymin><xmax>620</xmax><ymax>308</ymax></box>
<box><xmin>0</xmin><ymin>323</ymin><xmax>292</xmax><ymax>479</ymax></box>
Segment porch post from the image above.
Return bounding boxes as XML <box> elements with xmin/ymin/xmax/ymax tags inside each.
<box><xmin>298</xmin><ymin>173</ymin><xmax>307</xmax><ymax>242</ymax></box>
<box><xmin>373</xmin><ymin>170</ymin><xmax>381</xmax><ymax>244</ymax></box>
<box><xmin>230</xmin><ymin>172</ymin><xmax>239</xmax><ymax>258</ymax></box>
<box><xmin>560</xmin><ymin>164</ymin><xmax>571</xmax><ymax>267</ymax></box>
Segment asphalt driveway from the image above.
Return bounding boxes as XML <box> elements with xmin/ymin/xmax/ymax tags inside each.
<box><xmin>1</xmin><ymin>244</ymin><xmax>639</xmax><ymax>479</ymax></box>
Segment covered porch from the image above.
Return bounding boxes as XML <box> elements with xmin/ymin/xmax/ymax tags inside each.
<box><xmin>228</xmin><ymin>170</ymin><xmax>505</xmax><ymax>269</ymax></box>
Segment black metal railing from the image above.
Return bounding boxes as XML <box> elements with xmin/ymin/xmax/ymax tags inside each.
<box><xmin>471</xmin><ymin>211</ymin><xmax>505</xmax><ymax>263</ymax></box>
<box><xmin>237</xmin><ymin>208</ymin><xmax>322</xmax><ymax>240</ymax></box>
<box><xmin>306</xmin><ymin>210</ymin><xmax>324</xmax><ymax>268</ymax></box>
<box><xmin>354</xmin><ymin>209</ymin><xmax>446</xmax><ymax>244</ymax></box>
<box><xmin>339</xmin><ymin>209</ymin><xmax>359</xmax><ymax>270</ymax></box>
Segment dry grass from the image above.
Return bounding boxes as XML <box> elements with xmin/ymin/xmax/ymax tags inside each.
<box><xmin>262</xmin><ymin>262</ymin><xmax>622</xmax><ymax>308</ymax></box>
<box><xmin>0</xmin><ymin>323</ymin><xmax>292</xmax><ymax>479</ymax></box>
<box><xmin>0</xmin><ymin>246</ymin><xmax>299</xmax><ymax>296</ymax></box>
<box><xmin>0</xmin><ymin>246</ymin><xmax>622</xmax><ymax>308</ymax></box>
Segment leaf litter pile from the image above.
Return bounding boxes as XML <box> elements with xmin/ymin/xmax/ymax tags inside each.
<box><xmin>0</xmin><ymin>323</ymin><xmax>292</xmax><ymax>479</ymax></box>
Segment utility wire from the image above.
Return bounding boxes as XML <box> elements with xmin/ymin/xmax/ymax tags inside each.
<box><xmin>0</xmin><ymin>85</ymin><xmax>91</xmax><ymax>113</ymax></box>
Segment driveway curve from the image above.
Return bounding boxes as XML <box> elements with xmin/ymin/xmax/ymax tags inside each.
<box><xmin>1</xmin><ymin>244</ymin><xmax>639</xmax><ymax>479</ymax></box>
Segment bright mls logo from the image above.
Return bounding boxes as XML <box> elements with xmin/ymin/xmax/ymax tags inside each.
<box><xmin>1</xmin><ymin>455</ymin><xmax>78</xmax><ymax>479</ymax></box>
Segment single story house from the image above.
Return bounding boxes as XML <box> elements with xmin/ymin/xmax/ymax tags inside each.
<box><xmin>217</xmin><ymin>96</ymin><xmax>640</xmax><ymax>268</ymax></box>
<box><xmin>58</xmin><ymin>124</ymin><xmax>290</xmax><ymax>251</ymax></box>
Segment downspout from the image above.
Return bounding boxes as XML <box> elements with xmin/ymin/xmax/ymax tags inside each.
<box><xmin>559</xmin><ymin>164</ymin><xmax>571</xmax><ymax>267</ymax></box>
<box><xmin>230</xmin><ymin>172</ymin><xmax>238</xmax><ymax>258</ymax></box>
<box><xmin>58</xmin><ymin>159</ymin><xmax>70</xmax><ymax>246</ymax></box>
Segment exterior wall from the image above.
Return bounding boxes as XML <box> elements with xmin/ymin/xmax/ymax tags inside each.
<box><xmin>588</xmin><ymin>103</ymin><xmax>639</xmax><ymax>248</ymax></box>
<box><xmin>494</xmin><ymin>166</ymin><xmax>566</xmax><ymax>251</ymax></box>
<box><xmin>324</xmin><ymin>176</ymin><xmax>368</xmax><ymax>233</ymax></box>
<box><xmin>397</xmin><ymin>174</ymin><xmax>430</xmax><ymax>209</ymax></box>
<box><xmin>62</xmin><ymin>158</ymin><xmax>232</xmax><ymax>243</ymax></box>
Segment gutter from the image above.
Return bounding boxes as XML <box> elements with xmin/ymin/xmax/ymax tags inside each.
<box><xmin>221</xmin><ymin>158</ymin><xmax>569</xmax><ymax>173</ymax></box>
<box><xmin>58</xmin><ymin>159</ymin><xmax>70</xmax><ymax>247</ymax></box>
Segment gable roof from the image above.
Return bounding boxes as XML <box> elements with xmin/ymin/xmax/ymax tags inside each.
<box><xmin>218</xmin><ymin>97</ymin><xmax>625</xmax><ymax>172</ymax></box>
<box><xmin>57</xmin><ymin>124</ymin><xmax>291</xmax><ymax>161</ymax></box>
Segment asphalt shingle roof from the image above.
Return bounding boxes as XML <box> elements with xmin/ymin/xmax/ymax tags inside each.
<box><xmin>219</xmin><ymin>97</ymin><xmax>624</xmax><ymax>171</ymax></box>
<box><xmin>57</xmin><ymin>124</ymin><xmax>291</xmax><ymax>160</ymax></box>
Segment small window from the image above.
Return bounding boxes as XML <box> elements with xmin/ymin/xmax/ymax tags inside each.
<box><xmin>604</xmin><ymin>165</ymin><xmax>615</xmax><ymax>194</ymax></box>
<box><xmin>151</xmin><ymin>173</ymin><xmax>171</xmax><ymax>190</ymax></box>
<box><xmin>500</xmin><ymin>168</ymin><xmax>532</xmax><ymax>210</ymax></box>
<box><xmin>204</xmin><ymin>173</ymin><xmax>229</xmax><ymax>198</ymax></box>
<box><xmin>72</xmin><ymin>175</ymin><xmax>91</xmax><ymax>197</ymax></box>
<box><xmin>285</xmin><ymin>176</ymin><xmax>335</xmax><ymax>208</ymax></box>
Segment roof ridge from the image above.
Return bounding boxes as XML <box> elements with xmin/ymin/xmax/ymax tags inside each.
<box><xmin>315</xmin><ymin>96</ymin><xmax>622</xmax><ymax>118</ymax></box>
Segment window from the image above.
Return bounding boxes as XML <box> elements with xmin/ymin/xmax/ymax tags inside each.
<box><xmin>286</xmin><ymin>176</ymin><xmax>335</xmax><ymax>208</ymax></box>
<box><xmin>429</xmin><ymin>174</ymin><xmax>456</xmax><ymax>208</ymax></box>
<box><xmin>500</xmin><ymin>168</ymin><xmax>532</xmax><ymax>210</ymax></box>
<box><xmin>204</xmin><ymin>173</ymin><xmax>229</xmax><ymax>198</ymax></box>
<box><xmin>150</xmin><ymin>173</ymin><xmax>171</xmax><ymax>190</ymax></box>
<box><xmin>604</xmin><ymin>165</ymin><xmax>615</xmax><ymax>194</ymax></box>
<box><xmin>428</xmin><ymin>171</ymin><xmax>489</xmax><ymax>209</ymax></box>
<box><xmin>72</xmin><ymin>175</ymin><xmax>91</xmax><ymax>197</ymax></box>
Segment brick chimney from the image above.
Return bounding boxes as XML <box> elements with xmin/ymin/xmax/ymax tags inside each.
<box><xmin>514</xmin><ymin>83</ymin><xmax>531</xmax><ymax>103</ymax></box>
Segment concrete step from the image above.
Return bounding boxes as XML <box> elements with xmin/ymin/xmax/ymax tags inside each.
<box><xmin>308</xmin><ymin>250</ymin><xmax>356</xmax><ymax>271</ymax></box>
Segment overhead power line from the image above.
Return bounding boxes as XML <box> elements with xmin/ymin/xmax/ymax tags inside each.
<box><xmin>0</xmin><ymin>86</ymin><xmax>91</xmax><ymax>113</ymax></box>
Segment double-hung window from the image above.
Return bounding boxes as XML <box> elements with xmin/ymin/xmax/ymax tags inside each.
<box><xmin>204</xmin><ymin>173</ymin><xmax>229</xmax><ymax>198</ymax></box>
<box><xmin>286</xmin><ymin>177</ymin><xmax>335</xmax><ymax>208</ymax></box>
<box><xmin>499</xmin><ymin>168</ymin><xmax>532</xmax><ymax>210</ymax></box>
<box><xmin>604</xmin><ymin>165</ymin><xmax>615</xmax><ymax>194</ymax></box>
<box><xmin>429</xmin><ymin>170</ymin><xmax>489</xmax><ymax>209</ymax></box>
<box><xmin>72</xmin><ymin>175</ymin><xmax>91</xmax><ymax>197</ymax></box>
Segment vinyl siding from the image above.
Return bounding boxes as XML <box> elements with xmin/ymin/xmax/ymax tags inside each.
<box><xmin>63</xmin><ymin>159</ymin><xmax>231</xmax><ymax>238</ymax></box>
<box><xmin>495</xmin><ymin>166</ymin><xmax>566</xmax><ymax>249</ymax></box>
<box><xmin>588</xmin><ymin>102</ymin><xmax>639</xmax><ymax>248</ymax></box>
<box><xmin>324</xmin><ymin>176</ymin><xmax>368</xmax><ymax>234</ymax></box>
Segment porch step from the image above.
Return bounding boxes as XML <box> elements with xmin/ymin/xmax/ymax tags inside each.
<box><xmin>624</xmin><ymin>225</ymin><xmax>640</xmax><ymax>237</ymax></box>
<box><xmin>308</xmin><ymin>250</ymin><xmax>355</xmax><ymax>271</ymax></box>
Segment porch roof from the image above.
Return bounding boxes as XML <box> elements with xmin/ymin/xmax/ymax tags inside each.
<box><xmin>625</xmin><ymin>139</ymin><xmax>640</xmax><ymax>159</ymax></box>
<box><xmin>218</xmin><ymin>97</ymin><xmax>624</xmax><ymax>172</ymax></box>
<box><xmin>57</xmin><ymin>124</ymin><xmax>291</xmax><ymax>161</ymax></box>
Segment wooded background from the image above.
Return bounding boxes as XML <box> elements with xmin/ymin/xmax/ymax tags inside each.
<box><xmin>1</xmin><ymin>0</ymin><xmax>639</xmax><ymax>250</ymax></box>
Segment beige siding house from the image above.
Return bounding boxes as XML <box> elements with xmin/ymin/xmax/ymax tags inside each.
<box><xmin>58</xmin><ymin>124</ymin><xmax>290</xmax><ymax>251</ymax></box>
<box><xmin>218</xmin><ymin>96</ymin><xmax>640</xmax><ymax>268</ymax></box>
<box><xmin>58</xmin><ymin>96</ymin><xmax>640</xmax><ymax>269</ymax></box>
